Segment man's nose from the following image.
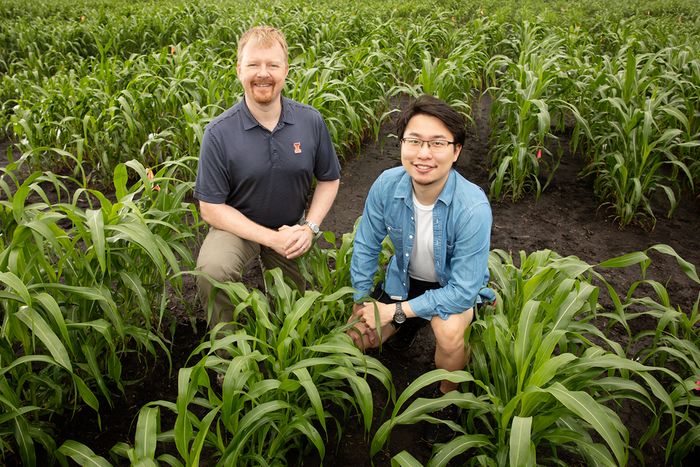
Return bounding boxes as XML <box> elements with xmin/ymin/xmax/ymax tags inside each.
<box><xmin>417</xmin><ymin>142</ymin><xmax>432</xmax><ymax>157</ymax></box>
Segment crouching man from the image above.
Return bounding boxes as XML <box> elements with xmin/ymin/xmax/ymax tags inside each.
<box><xmin>347</xmin><ymin>94</ymin><xmax>495</xmax><ymax>445</ymax></box>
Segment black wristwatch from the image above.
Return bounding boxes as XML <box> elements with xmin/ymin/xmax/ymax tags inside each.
<box><xmin>393</xmin><ymin>302</ymin><xmax>407</xmax><ymax>324</ymax></box>
<box><xmin>304</xmin><ymin>221</ymin><xmax>320</xmax><ymax>235</ymax></box>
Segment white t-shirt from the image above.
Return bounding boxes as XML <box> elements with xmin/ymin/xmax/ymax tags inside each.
<box><xmin>408</xmin><ymin>192</ymin><xmax>439</xmax><ymax>283</ymax></box>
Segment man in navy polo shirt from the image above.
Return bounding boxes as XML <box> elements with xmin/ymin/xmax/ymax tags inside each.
<box><xmin>194</xmin><ymin>25</ymin><xmax>341</xmax><ymax>334</ymax></box>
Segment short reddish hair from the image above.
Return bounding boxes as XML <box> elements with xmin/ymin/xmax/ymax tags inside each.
<box><xmin>237</xmin><ymin>26</ymin><xmax>288</xmax><ymax>64</ymax></box>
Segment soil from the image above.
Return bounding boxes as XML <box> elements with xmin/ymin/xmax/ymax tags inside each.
<box><xmin>1</xmin><ymin>94</ymin><xmax>699</xmax><ymax>467</ymax></box>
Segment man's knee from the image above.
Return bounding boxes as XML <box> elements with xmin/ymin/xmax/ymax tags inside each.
<box><xmin>196</xmin><ymin>228</ymin><xmax>257</xmax><ymax>288</ymax></box>
<box><xmin>435</xmin><ymin>328</ymin><xmax>466</xmax><ymax>354</ymax></box>
<box><xmin>431</xmin><ymin>311</ymin><xmax>472</xmax><ymax>353</ymax></box>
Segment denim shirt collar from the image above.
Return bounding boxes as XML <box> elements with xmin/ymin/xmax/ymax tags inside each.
<box><xmin>394</xmin><ymin>168</ymin><xmax>457</xmax><ymax>208</ymax></box>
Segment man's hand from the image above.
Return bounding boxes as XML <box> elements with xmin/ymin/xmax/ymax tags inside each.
<box><xmin>279</xmin><ymin>225</ymin><xmax>314</xmax><ymax>259</ymax></box>
<box><xmin>265</xmin><ymin>225</ymin><xmax>301</xmax><ymax>257</ymax></box>
<box><xmin>352</xmin><ymin>301</ymin><xmax>395</xmax><ymax>331</ymax></box>
<box><xmin>346</xmin><ymin>303</ymin><xmax>377</xmax><ymax>348</ymax></box>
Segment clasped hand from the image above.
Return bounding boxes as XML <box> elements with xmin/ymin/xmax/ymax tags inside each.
<box><xmin>276</xmin><ymin>224</ymin><xmax>313</xmax><ymax>259</ymax></box>
<box><xmin>352</xmin><ymin>301</ymin><xmax>396</xmax><ymax>330</ymax></box>
<box><xmin>345</xmin><ymin>301</ymin><xmax>393</xmax><ymax>348</ymax></box>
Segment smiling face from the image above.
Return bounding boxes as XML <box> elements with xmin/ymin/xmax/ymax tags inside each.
<box><xmin>401</xmin><ymin>114</ymin><xmax>461</xmax><ymax>192</ymax></box>
<box><xmin>236</xmin><ymin>41</ymin><xmax>289</xmax><ymax>107</ymax></box>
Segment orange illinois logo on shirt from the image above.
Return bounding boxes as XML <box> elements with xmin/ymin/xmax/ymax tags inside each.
<box><xmin>294</xmin><ymin>142</ymin><xmax>302</xmax><ymax>154</ymax></box>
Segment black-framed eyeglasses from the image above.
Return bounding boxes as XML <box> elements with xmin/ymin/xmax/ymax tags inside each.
<box><xmin>400</xmin><ymin>138</ymin><xmax>456</xmax><ymax>152</ymax></box>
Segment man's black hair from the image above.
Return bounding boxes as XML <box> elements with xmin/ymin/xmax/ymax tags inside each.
<box><xmin>396</xmin><ymin>95</ymin><xmax>466</xmax><ymax>146</ymax></box>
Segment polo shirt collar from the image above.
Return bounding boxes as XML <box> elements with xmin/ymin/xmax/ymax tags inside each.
<box><xmin>239</xmin><ymin>94</ymin><xmax>295</xmax><ymax>131</ymax></box>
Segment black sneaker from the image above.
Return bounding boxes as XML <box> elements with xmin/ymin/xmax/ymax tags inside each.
<box><xmin>422</xmin><ymin>384</ymin><xmax>462</xmax><ymax>446</ymax></box>
<box><xmin>385</xmin><ymin>317</ymin><xmax>428</xmax><ymax>350</ymax></box>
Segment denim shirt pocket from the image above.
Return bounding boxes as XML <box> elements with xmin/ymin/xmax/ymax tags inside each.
<box><xmin>386</xmin><ymin>225</ymin><xmax>403</xmax><ymax>253</ymax></box>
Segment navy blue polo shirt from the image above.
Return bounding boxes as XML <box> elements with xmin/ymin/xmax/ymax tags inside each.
<box><xmin>194</xmin><ymin>95</ymin><xmax>341</xmax><ymax>229</ymax></box>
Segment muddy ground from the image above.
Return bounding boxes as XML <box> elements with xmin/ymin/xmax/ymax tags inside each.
<box><xmin>1</xmin><ymin>94</ymin><xmax>699</xmax><ymax>466</ymax></box>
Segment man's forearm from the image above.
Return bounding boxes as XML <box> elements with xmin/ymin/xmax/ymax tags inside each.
<box><xmin>305</xmin><ymin>179</ymin><xmax>340</xmax><ymax>227</ymax></box>
<box><xmin>199</xmin><ymin>201</ymin><xmax>278</xmax><ymax>247</ymax></box>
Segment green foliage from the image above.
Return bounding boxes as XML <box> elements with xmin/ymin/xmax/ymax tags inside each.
<box><xmin>580</xmin><ymin>46</ymin><xmax>698</xmax><ymax>228</ymax></box>
<box><xmin>2</xmin><ymin>0</ymin><xmax>699</xmax><ymax>220</ymax></box>
<box><xmin>60</xmin><ymin>268</ymin><xmax>393</xmax><ymax>467</ymax></box>
<box><xmin>1</xmin><ymin>0</ymin><xmax>700</xmax><ymax>465</ymax></box>
<box><xmin>377</xmin><ymin>246</ymin><xmax>699</xmax><ymax>467</ymax></box>
<box><xmin>0</xmin><ymin>159</ymin><xmax>203</xmax><ymax>466</ymax></box>
<box><xmin>487</xmin><ymin>21</ymin><xmax>575</xmax><ymax>202</ymax></box>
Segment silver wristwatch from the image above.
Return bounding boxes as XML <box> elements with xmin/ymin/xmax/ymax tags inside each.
<box><xmin>393</xmin><ymin>302</ymin><xmax>407</xmax><ymax>324</ymax></box>
<box><xmin>304</xmin><ymin>221</ymin><xmax>320</xmax><ymax>235</ymax></box>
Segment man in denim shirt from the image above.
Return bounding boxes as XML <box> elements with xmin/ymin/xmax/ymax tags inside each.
<box><xmin>348</xmin><ymin>95</ymin><xmax>495</xmax><ymax>445</ymax></box>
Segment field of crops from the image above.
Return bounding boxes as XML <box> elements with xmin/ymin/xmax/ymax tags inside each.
<box><xmin>1</xmin><ymin>0</ymin><xmax>700</xmax><ymax>466</ymax></box>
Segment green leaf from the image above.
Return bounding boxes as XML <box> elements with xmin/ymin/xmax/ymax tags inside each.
<box><xmin>34</xmin><ymin>292</ymin><xmax>73</xmax><ymax>354</ymax></box>
<box><xmin>15</xmin><ymin>306</ymin><xmax>72</xmax><ymax>371</ymax></box>
<box><xmin>648</xmin><ymin>244</ymin><xmax>700</xmax><ymax>284</ymax></box>
<box><xmin>13</xmin><ymin>415</ymin><xmax>36</xmax><ymax>467</ymax></box>
<box><xmin>72</xmin><ymin>373</ymin><xmax>100</xmax><ymax>415</ymax></box>
<box><xmin>293</xmin><ymin>367</ymin><xmax>326</xmax><ymax>432</ymax></box>
<box><xmin>428</xmin><ymin>434</ymin><xmax>492</xmax><ymax>467</ymax></box>
<box><xmin>87</xmin><ymin>209</ymin><xmax>106</xmax><ymax>275</ymax></box>
<box><xmin>391</xmin><ymin>451</ymin><xmax>424</xmax><ymax>467</ymax></box>
<box><xmin>597</xmin><ymin>251</ymin><xmax>649</xmax><ymax>268</ymax></box>
<box><xmin>510</xmin><ymin>416</ymin><xmax>534</xmax><ymax>467</ymax></box>
<box><xmin>135</xmin><ymin>407</ymin><xmax>159</xmax><ymax>461</ymax></box>
<box><xmin>58</xmin><ymin>440</ymin><xmax>113</xmax><ymax>467</ymax></box>
<box><xmin>515</xmin><ymin>300</ymin><xmax>539</xmax><ymax>379</ymax></box>
<box><xmin>545</xmin><ymin>383</ymin><xmax>626</xmax><ymax>466</ymax></box>
<box><xmin>185</xmin><ymin>406</ymin><xmax>219</xmax><ymax>467</ymax></box>
<box><xmin>0</xmin><ymin>272</ymin><xmax>32</xmax><ymax>305</ymax></box>
<box><xmin>81</xmin><ymin>343</ymin><xmax>111</xmax><ymax>403</ymax></box>
<box><xmin>119</xmin><ymin>270</ymin><xmax>151</xmax><ymax>323</ymax></box>
<box><xmin>114</xmin><ymin>163</ymin><xmax>128</xmax><ymax>202</ymax></box>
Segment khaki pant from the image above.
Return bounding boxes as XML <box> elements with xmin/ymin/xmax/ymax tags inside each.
<box><xmin>196</xmin><ymin>227</ymin><xmax>306</xmax><ymax>333</ymax></box>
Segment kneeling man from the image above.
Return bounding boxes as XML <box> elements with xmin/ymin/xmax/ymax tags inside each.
<box><xmin>347</xmin><ymin>94</ymin><xmax>495</xmax><ymax>445</ymax></box>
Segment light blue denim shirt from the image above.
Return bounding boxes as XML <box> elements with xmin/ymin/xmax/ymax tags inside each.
<box><xmin>351</xmin><ymin>167</ymin><xmax>495</xmax><ymax>320</ymax></box>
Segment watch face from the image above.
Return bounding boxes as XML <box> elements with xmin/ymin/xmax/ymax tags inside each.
<box><xmin>394</xmin><ymin>303</ymin><xmax>407</xmax><ymax>324</ymax></box>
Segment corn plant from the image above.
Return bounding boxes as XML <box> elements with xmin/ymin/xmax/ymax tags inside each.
<box><xmin>0</xmin><ymin>158</ymin><xmax>202</xmax><ymax>466</ymax></box>
<box><xmin>373</xmin><ymin>248</ymin><xmax>686</xmax><ymax>467</ymax></box>
<box><xmin>393</xmin><ymin>49</ymin><xmax>477</xmax><ymax>121</ymax></box>
<box><xmin>624</xmin><ymin>247</ymin><xmax>700</xmax><ymax>464</ymax></box>
<box><xmin>59</xmin><ymin>268</ymin><xmax>393</xmax><ymax>466</ymax></box>
<box><xmin>6</xmin><ymin>41</ymin><xmax>235</xmax><ymax>186</ymax></box>
<box><xmin>582</xmin><ymin>47</ymin><xmax>696</xmax><ymax>229</ymax></box>
<box><xmin>487</xmin><ymin>23</ymin><xmax>581</xmax><ymax>202</ymax></box>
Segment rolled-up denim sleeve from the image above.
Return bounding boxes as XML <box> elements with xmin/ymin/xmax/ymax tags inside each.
<box><xmin>408</xmin><ymin>202</ymin><xmax>492</xmax><ymax>320</ymax></box>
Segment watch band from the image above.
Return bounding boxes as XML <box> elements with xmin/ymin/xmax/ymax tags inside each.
<box><xmin>304</xmin><ymin>221</ymin><xmax>320</xmax><ymax>235</ymax></box>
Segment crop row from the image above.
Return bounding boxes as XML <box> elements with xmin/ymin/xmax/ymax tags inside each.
<box><xmin>2</xmin><ymin>0</ymin><xmax>699</xmax><ymax>227</ymax></box>
<box><xmin>487</xmin><ymin>19</ymin><xmax>700</xmax><ymax>228</ymax></box>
